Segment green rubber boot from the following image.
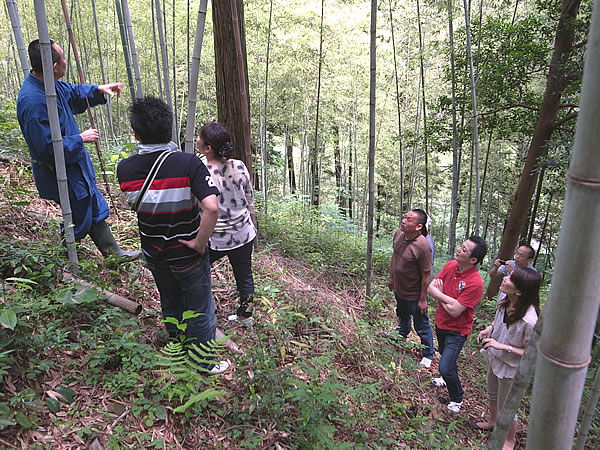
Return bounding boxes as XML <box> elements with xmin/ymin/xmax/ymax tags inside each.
<box><xmin>88</xmin><ymin>220</ymin><xmax>142</xmax><ymax>263</ymax></box>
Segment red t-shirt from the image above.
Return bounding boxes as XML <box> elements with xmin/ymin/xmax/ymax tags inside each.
<box><xmin>434</xmin><ymin>260</ymin><xmax>483</xmax><ymax>336</ymax></box>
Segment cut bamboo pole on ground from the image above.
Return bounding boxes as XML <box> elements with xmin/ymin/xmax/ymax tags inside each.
<box><xmin>216</xmin><ymin>328</ymin><xmax>244</xmax><ymax>355</ymax></box>
<box><xmin>63</xmin><ymin>271</ymin><xmax>142</xmax><ymax>315</ymax></box>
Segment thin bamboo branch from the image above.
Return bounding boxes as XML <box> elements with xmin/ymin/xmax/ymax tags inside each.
<box><xmin>60</xmin><ymin>0</ymin><xmax>119</xmax><ymax>219</ymax></box>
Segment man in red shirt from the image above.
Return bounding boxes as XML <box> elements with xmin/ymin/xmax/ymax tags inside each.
<box><xmin>428</xmin><ymin>235</ymin><xmax>488</xmax><ymax>413</ymax></box>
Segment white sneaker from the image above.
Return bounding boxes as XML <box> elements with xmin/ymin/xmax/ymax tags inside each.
<box><xmin>431</xmin><ymin>377</ymin><xmax>447</xmax><ymax>387</ymax></box>
<box><xmin>228</xmin><ymin>314</ymin><xmax>255</xmax><ymax>327</ymax></box>
<box><xmin>447</xmin><ymin>401</ymin><xmax>463</xmax><ymax>413</ymax></box>
<box><xmin>209</xmin><ymin>360</ymin><xmax>231</xmax><ymax>375</ymax></box>
<box><xmin>420</xmin><ymin>357</ymin><xmax>433</xmax><ymax>369</ymax></box>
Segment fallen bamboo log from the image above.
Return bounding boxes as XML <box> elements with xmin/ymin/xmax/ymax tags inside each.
<box><xmin>216</xmin><ymin>328</ymin><xmax>244</xmax><ymax>355</ymax></box>
<box><xmin>63</xmin><ymin>271</ymin><xmax>142</xmax><ymax>315</ymax></box>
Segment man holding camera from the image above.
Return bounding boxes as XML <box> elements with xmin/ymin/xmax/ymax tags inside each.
<box><xmin>489</xmin><ymin>244</ymin><xmax>536</xmax><ymax>279</ymax></box>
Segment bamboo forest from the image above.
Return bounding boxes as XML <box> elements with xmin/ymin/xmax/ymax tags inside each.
<box><xmin>0</xmin><ymin>0</ymin><xmax>599</xmax><ymax>448</ymax></box>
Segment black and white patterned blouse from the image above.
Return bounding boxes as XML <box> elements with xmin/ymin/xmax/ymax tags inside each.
<box><xmin>206</xmin><ymin>158</ymin><xmax>256</xmax><ymax>251</ymax></box>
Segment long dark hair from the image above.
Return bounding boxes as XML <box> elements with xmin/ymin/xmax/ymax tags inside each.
<box><xmin>499</xmin><ymin>266</ymin><xmax>541</xmax><ymax>324</ymax></box>
<box><xmin>199</xmin><ymin>122</ymin><xmax>233</xmax><ymax>159</ymax></box>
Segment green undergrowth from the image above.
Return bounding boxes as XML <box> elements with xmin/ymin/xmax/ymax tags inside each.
<box><xmin>0</xmin><ymin>235</ymin><xmax>229</xmax><ymax>447</ymax></box>
<box><xmin>212</xmin><ymin>267</ymin><xmax>483</xmax><ymax>448</ymax></box>
<box><xmin>259</xmin><ymin>196</ymin><xmax>392</xmax><ymax>280</ymax></box>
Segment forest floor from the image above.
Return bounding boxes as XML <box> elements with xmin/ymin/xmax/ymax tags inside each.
<box><xmin>0</xmin><ymin>155</ymin><xmax>535</xmax><ymax>449</ymax></box>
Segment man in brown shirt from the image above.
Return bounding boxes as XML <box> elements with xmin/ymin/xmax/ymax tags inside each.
<box><xmin>387</xmin><ymin>209</ymin><xmax>434</xmax><ymax>368</ymax></box>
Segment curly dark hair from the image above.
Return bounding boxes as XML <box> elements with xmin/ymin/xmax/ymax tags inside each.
<box><xmin>499</xmin><ymin>266</ymin><xmax>541</xmax><ymax>325</ymax></box>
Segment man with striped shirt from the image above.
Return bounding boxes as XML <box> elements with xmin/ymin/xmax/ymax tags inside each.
<box><xmin>117</xmin><ymin>96</ymin><xmax>229</xmax><ymax>375</ymax></box>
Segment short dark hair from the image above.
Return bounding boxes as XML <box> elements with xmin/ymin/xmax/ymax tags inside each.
<box><xmin>199</xmin><ymin>122</ymin><xmax>233</xmax><ymax>159</ymax></box>
<box><xmin>468</xmin><ymin>235</ymin><xmax>488</xmax><ymax>265</ymax></box>
<box><xmin>518</xmin><ymin>244</ymin><xmax>535</xmax><ymax>259</ymax></box>
<box><xmin>129</xmin><ymin>96</ymin><xmax>172</xmax><ymax>144</ymax></box>
<box><xmin>28</xmin><ymin>39</ymin><xmax>61</xmax><ymax>74</ymax></box>
<box><xmin>411</xmin><ymin>208</ymin><xmax>428</xmax><ymax>237</ymax></box>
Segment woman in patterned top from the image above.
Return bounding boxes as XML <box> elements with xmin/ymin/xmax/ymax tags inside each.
<box><xmin>197</xmin><ymin>122</ymin><xmax>257</xmax><ymax>326</ymax></box>
<box><xmin>475</xmin><ymin>266</ymin><xmax>541</xmax><ymax>449</ymax></box>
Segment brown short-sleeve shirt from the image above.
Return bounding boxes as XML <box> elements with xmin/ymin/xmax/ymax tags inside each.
<box><xmin>389</xmin><ymin>230</ymin><xmax>432</xmax><ymax>301</ymax></box>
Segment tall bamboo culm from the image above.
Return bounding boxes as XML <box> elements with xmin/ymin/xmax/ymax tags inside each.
<box><xmin>184</xmin><ymin>0</ymin><xmax>208</xmax><ymax>153</ymax></box>
<box><xmin>115</xmin><ymin>0</ymin><xmax>135</xmax><ymax>101</ymax></box>
<box><xmin>121</xmin><ymin>0</ymin><xmax>143</xmax><ymax>97</ymax></box>
<box><xmin>526</xmin><ymin>1</ymin><xmax>600</xmax><ymax>446</ymax></box>
<box><xmin>154</xmin><ymin>0</ymin><xmax>176</xmax><ymax>143</ymax></box>
<box><xmin>365</xmin><ymin>0</ymin><xmax>376</xmax><ymax>299</ymax></box>
<box><xmin>6</xmin><ymin>0</ymin><xmax>29</xmax><ymax>80</ymax></box>
<box><xmin>33</xmin><ymin>0</ymin><xmax>78</xmax><ymax>263</ymax></box>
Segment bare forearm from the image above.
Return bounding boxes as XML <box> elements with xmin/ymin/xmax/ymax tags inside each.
<box><xmin>193</xmin><ymin>210</ymin><xmax>217</xmax><ymax>251</ymax></box>
<box><xmin>420</xmin><ymin>274</ymin><xmax>430</xmax><ymax>303</ymax></box>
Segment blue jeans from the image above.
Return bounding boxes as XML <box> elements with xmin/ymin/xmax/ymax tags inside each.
<box><xmin>436</xmin><ymin>327</ymin><xmax>467</xmax><ymax>402</ymax></box>
<box><xmin>147</xmin><ymin>251</ymin><xmax>217</xmax><ymax>369</ymax></box>
<box><xmin>210</xmin><ymin>239</ymin><xmax>255</xmax><ymax>317</ymax></box>
<box><xmin>395</xmin><ymin>294</ymin><xmax>434</xmax><ymax>359</ymax></box>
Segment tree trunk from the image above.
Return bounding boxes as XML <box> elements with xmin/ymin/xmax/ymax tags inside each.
<box><xmin>212</xmin><ymin>0</ymin><xmax>253</xmax><ymax>174</ymax></box>
<box><xmin>527</xmin><ymin>1</ymin><xmax>598</xmax><ymax>446</ymax></box>
<box><xmin>484</xmin><ymin>0</ymin><xmax>581</xmax><ymax>299</ymax></box>
<box><xmin>365</xmin><ymin>0</ymin><xmax>376</xmax><ymax>299</ymax></box>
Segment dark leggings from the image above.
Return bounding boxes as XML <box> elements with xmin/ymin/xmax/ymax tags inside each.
<box><xmin>209</xmin><ymin>239</ymin><xmax>255</xmax><ymax>317</ymax></box>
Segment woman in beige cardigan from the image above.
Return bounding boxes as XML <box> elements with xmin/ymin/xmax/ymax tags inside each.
<box><xmin>475</xmin><ymin>266</ymin><xmax>541</xmax><ymax>450</ymax></box>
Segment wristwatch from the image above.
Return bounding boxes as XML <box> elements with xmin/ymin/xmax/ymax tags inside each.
<box><xmin>506</xmin><ymin>345</ymin><xmax>513</xmax><ymax>353</ymax></box>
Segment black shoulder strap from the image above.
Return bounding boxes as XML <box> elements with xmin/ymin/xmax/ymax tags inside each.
<box><xmin>133</xmin><ymin>151</ymin><xmax>172</xmax><ymax>212</ymax></box>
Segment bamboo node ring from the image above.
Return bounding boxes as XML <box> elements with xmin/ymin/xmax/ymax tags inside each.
<box><xmin>566</xmin><ymin>171</ymin><xmax>600</xmax><ymax>187</ymax></box>
<box><xmin>537</xmin><ymin>342</ymin><xmax>591</xmax><ymax>369</ymax></box>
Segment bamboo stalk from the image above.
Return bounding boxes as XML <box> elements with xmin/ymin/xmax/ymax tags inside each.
<box><xmin>526</xmin><ymin>0</ymin><xmax>598</xmax><ymax>445</ymax></box>
<box><xmin>33</xmin><ymin>0</ymin><xmax>78</xmax><ymax>264</ymax></box>
<box><xmin>5</xmin><ymin>0</ymin><xmax>30</xmax><ymax>79</ymax></box>
<box><xmin>184</xmin><ymin>0</ymin><xmax>208</xmax><ymax>154</ymax></box>
<box><xmin>120</xmin><ymin>0</ymin><xmax>143</xmax><ymax>97</ymax></box>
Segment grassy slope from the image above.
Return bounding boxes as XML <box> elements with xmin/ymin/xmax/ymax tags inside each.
<box><xmin>0</xmin><ymin>156</ymin><xmax>595</xmax><ymax>449</ymax></box>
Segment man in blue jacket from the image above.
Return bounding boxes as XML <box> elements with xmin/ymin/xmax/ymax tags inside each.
<box><xmin>17</xmin><ymin>39</ymin><xmax>139</xmax><ymax>261</ymax></box>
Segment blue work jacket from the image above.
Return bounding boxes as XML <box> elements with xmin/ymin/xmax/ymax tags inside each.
<box><xmin>16</xmin><ymin>72</ymin><xmax>107</xmax><ymax>204</ymax></box>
